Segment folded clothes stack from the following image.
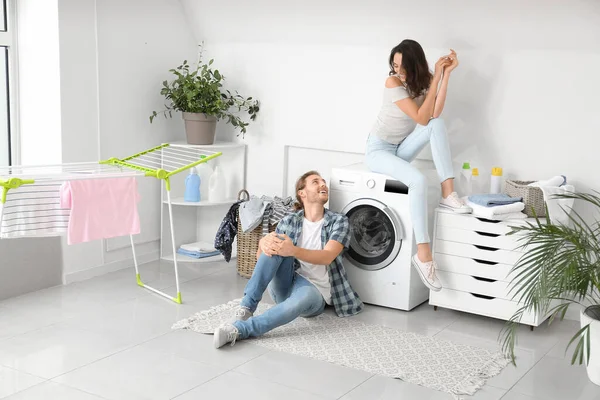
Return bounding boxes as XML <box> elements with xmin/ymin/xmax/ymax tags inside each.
<box><xmin>465</xmin><ymin>194</ymin><xmax>527</xmax><ymax>221</ymax></box>
<box><xmin>177</xmin><ymin>241</ymin><xmax>221</xmax><ymax>259</ymax></box>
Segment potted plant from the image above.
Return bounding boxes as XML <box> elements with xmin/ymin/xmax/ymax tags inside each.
<box><xmin>150</xmin><ymin>45</ymin><xmax>260</xmax><ymax>145</ymax></box>
<box><xmin>500</xmin><ymin>191</ymin><xmax>600</xmax><ymax>384</ymax></box>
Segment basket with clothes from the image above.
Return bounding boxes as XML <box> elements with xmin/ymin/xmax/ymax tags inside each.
<box><xmin>214</xmin><ymin>190</ymin><xmax>296</xmax><ymax>278</ymax></box>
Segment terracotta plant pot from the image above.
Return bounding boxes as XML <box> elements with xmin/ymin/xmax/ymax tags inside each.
<box><xmin>182</xmin><ymin>112</ymin><xmax>217</xmax><ymax>145</ymax></box>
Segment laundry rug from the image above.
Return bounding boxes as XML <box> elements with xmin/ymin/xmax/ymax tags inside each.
<box><xmin>172</xmin><ymin>299</ymin><xmax>510</xmax><ymax>399</ymax></box>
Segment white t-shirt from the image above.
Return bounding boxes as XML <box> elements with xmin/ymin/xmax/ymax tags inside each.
<box><xmin>296</xmin><ymin>218</ymin><xmax>332</xmax><ymax>305</ymax></box>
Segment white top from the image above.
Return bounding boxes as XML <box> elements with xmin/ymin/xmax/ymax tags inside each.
<box><xmin>296</xmin><ymin>218</ymin><xmax>332</xmax><ymax>305</ymax></box>
<box><xmin>370</xmin><ymin>81</ymin><xmax>425</xmax><ymax>145</ymax></box>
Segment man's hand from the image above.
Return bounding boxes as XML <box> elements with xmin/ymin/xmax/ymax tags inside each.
<box><xmin>260</xmin><ymin>232</ymin><xmax>282</xmax><ymax>257</ymax></box>
<box><xmin>273</xmin><ymin>234</ymin><xmax>296</xmax><ymax>257</ymax></box>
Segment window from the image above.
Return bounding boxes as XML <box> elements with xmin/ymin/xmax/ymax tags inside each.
<box><xmin>0</xmin><ymin>0</ymin><xmax>14</xmax><ymax>167</ymax></box>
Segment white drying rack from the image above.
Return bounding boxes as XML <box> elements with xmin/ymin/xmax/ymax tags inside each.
<box><xmin>0</xmin><ymin>143</ymin><xmax>223</xmax><ymax>304</ymax></box>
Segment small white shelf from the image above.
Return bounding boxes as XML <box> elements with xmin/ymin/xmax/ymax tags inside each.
<box><xmin>163</xmin><ymin>197</ymin><xmax>237</xmax><ymax>207</ymax></box>
<box><xmin>162</xmin><ymin>251</ymin><xmax>237</xmax><ymax>264</ymax></box>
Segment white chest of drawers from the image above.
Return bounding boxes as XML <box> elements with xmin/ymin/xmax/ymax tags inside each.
<box><xmin>429</xmin><ymin>208</ymin><xmax>551</xmax><ymax>328</ymax></box>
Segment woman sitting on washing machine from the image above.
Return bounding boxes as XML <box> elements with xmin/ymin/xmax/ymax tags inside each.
<box><xmin>365</xmin><ymin>39</ymin><xmax>471</xmax><ymax>293</ymax></box>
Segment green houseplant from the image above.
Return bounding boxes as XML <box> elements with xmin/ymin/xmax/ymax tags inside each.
<box><xmin>500</xmin><ymin>191</ymin><xmax>600</xmax><ymax>385</ymax></box>
<box><xmin>150</xmin><ymin>45</ymin><xmax>260</xmax><ymax>145</ymax></box>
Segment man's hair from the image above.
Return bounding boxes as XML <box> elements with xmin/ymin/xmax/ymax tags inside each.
<box><xmin>294</xmin><ymin>170</ymin><xmax>321</xmax><ymax>211</ymax></box>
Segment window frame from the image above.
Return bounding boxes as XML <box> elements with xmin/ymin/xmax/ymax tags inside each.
<box><xmin>0</xmin><ymin>0</ymin><xmax>18</xmax><ymax>166</ymax></box>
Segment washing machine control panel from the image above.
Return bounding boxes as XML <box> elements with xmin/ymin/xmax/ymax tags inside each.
<box><xmin>366</xmin><ymin>179</ymin><xmax>376</xmax><ymax>189</ymax></box>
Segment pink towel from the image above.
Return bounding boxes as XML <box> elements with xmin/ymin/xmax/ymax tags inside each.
<box><xmin>60</xmin><ymin>177</ymin><xmax>141</xmax><ymax>245</ymax></box>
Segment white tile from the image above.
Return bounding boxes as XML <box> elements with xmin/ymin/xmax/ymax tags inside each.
<box><xmin>500</xmin><ymin>390</ymin><xmax>541</xmax><ymax>400</ymax></box>
<box><xmin>545</xmin><ymin>319</ymin><xmax>583</xmax><ymax>360</ymax></box>
<box><xmin>0</xmin><ymin>366</ymin><xmax>45</xmax><ymax>399</ymax></box>
<box><xmin>0</xmin><ymin>323</ymin><xmax>132</xmax><ymax>379</ymax></box>
<box><xmin>233</xmin><ymin>351</ymin><xmax>372</xmax><ymax>399</ymax></box>
<box><xmin>350</xmin><ymin>303</ymin><xmax>457</xmax><ymax>336</ymax></box>
<box><xmin>53</xmin><ymin>341</ymin><xmax>228</xmax><ymax>400</ymax></box>
<box><xmin>512</xmin><ymin>356</ymin><xmax>600</xmax><ymax>400</ymax></box>
<box><xmin>172</xmin><ymin>267</ymin><xmax>251</xmax><ymax>308</ymax></box>
<box><xmin>59</xmin><ymin>293</ymin><xmax>199</xmax><ymax>345</ymax></box>
<box><xmin>339</xmin><ymin>375</ymin><xmax>506</xmax><ymax>400</ymax></box>
<box><xmin>173</xmin><ymin>371</ymin><xmax>329</xmax><ymax>400</ymax></box>
<box><xmin>2</xmin><ymin>381</ymin><xmax>105</xmax><ymax>400</ymax></box>
<box><xmin>0</xmin><ymin>300</ymin><xmax>72</xmax><ymax>341</ymax></box>
<box><xmin>140</xmin><ymin>329</ymin><xmax>269</xmax><ymax>370</ymax></box>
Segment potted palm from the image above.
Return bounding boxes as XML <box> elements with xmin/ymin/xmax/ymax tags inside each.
<box><xmin>150</xmin><ymin>45</ymin><xmax>260</xmax><ymax>145</ymax></box>
<box><xmin>500</xmin><ymin>191</ymin><xmax>600</xmax><ymax>384</ymax></box>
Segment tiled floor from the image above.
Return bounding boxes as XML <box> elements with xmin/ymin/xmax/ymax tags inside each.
<box><xmin>1</xmin><ymin>259</ymin><xmax>598</xmax><ymax>399</ymax></box>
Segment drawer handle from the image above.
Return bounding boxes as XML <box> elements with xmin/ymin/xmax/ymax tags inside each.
<box><xmin>475</xmin><ymin>217</ymin><xmax>501</xmax><ymax>224</ymax></box>
<box><xmin>472</xmin><ymin>276</ymin><xmax>498</xmax><ymax>283</ymax></box>
<box><xmin>470</xmin><ymin>293</ymin><xmax>496</xmax><ymax>300</ymax></box>
<box><xmin>474</xmin><ymin>244</ymin><xmax>500</xmax><ymax>251</ymax></box>
<box><xmin>472</xmin><ymin>258</ymin><xmax>499</xmax><ymax>265</ymax></box>
<box><xmin>475</xmin><ymin>231</ymin><xmax>500</xmax><ymax>238</ymax></box>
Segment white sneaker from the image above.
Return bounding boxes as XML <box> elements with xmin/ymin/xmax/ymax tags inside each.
<box><xmin>214</xmin><ymin>323</ymin><xmax>240</xmax><ymax>349</ymax></box>
<box><xmin>234</xmin><ymin>306</ymin><xmax>253</xmax><ymax>322</ymax></box>
<box><xmin>411</xmin><ymin>254</ymin><xmax>442</xmax><ymax>292</ymax></box>
<box><xmin>440</xmin><ymin>192</ymin><xmax>472</xmax><ymax>214</ymax></box>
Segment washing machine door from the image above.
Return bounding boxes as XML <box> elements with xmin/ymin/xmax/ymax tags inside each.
<box><xmin>341</xmin><ymin>198</ymin><xmax>404</xmax><ymax>271</ymax></box>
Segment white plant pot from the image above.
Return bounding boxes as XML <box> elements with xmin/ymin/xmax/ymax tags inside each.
<box><xmin>581</xmin><ymin>306</ymin><xmax>600</xmax><ymax>386</ymax></box>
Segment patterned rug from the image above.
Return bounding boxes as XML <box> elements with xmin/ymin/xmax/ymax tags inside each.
<box><xmin>172</xmin><ymin>299</ymin><xmax>509</xmax><ymax>399</ymax></box>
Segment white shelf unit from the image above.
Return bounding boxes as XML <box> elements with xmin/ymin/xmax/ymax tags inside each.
<box><xmin>159</xmin><ymin>141</ymin><xmax>246</xmax><ymax>265</ymax></box>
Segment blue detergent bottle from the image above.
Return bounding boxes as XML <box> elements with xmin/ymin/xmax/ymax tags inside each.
<box><xmin>184</xmin><ymin>167</ymin><xmax>201</xmax><ymax>202</ymax></box>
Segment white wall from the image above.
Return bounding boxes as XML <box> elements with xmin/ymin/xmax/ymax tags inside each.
<box><xmin>179</xmin><ymin>0</ymin><xmax>600</xmax><ymax>211</ymax></box>
<box><xmin>56</xmin><ymin>0</ymin><xmax>198</xmax><ymax>281</ymax></box>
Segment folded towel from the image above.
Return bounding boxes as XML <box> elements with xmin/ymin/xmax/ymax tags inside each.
<box><xmin>466</xmin><ymin>199</ymin><xmax>525</xmax><ymax>219</ymax></box>
<box><xmin>177</xmin><ymin>248</ymin><xmax>221</xmax><ymax>259</ymax></box>
<box><xmin>472</xmin><ymin>212</ymin><xmax>528</xmax><ymax>221</ymax></box>
<box><xmin>528</xmin><ymin>175</ymin><xmax>567</xmax><ymax>188</ymax></box>
<box><xmin>468</xmin><ymin>193</ymin><xmax>523</xmax><ymax>207</ymax></box>
<box><xmin>180</xmin><ymin>241</ymin><xmax>217</xmax><ymax>253</ymax></box>
<box><xmin>538</xmin><ymin>184</ymin><xmax>575</xmax><ymax>225</ymax></box>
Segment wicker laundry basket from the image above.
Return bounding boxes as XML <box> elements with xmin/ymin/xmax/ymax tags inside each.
<box><xmin>503</xmin><ymin>180</ymin><xmax>546</xmax><ymax>217</ymax></box>
<box><xmin>236</xmin><ymin>190</ymin><xmax>278</xmax><ymax>279</ymax></box>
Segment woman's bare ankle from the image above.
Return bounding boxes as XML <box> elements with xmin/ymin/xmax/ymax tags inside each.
<box><xmin>417</xmin><ymin>243</ymin><xmax>433</xmax><ymax>263</ymax></box>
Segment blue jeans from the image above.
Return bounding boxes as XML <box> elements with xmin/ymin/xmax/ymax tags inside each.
<box><xmin>365</xmin><ymin>118</ymin><xmax>454</xmax><ymax>244</ymax></box>
<box><xmin>234</xmin><ymin>254</ymin><xmax>326</xmax><ymax>339</ymax></box>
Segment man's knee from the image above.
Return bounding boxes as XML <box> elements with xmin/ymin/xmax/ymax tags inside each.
<box><xmin>408</xmin><ymin>172</ymin><xmax>427</xmax><ymax>192</ymax></box>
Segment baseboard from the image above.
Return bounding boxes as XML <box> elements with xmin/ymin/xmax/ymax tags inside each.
<box><xmin>63</xmin><ymin>250</ymin><xmax>159</xmax><ymax>284</ymax></box>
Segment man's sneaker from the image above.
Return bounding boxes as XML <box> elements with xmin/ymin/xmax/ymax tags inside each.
<box><xmin>214</xmin><ymin>323</ymin><xmax>240</xmax><ymax>349</ymax></box>
<box><xmin>234</xmin><ymin>306</ymin><xmax>253</xmax><ymax>322</ymax></box>
<box><xmin>440</xmin><ymin>192</ymin><xmax>472</xmax><ymax>214</ymax></box>
<box><xmin>411</xmin><ymin>254</ymin><xmax>442</xmax><ymax>292</ymax></box>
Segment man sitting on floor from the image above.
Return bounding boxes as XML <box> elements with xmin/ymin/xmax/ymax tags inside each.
<box><xmin>214</xmin><ymin>170</ymin><xmax>364</xmax><ymax>348</ymax></box>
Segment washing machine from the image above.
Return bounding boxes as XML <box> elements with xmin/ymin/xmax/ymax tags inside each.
<box><xmin>329</xmin><ymin>162</ymin><xmax>437</xmax><ymax>311</ymax></box>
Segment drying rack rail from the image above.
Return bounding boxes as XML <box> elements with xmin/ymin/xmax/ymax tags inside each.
<box><xmin>0</xmin><ymin>143</ymin><xmax>222</xmax><ymax>304</ymax></box>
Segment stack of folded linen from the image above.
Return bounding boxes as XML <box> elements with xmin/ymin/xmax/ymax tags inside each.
<box><xmin>177</xmin><ymin>241</ymin><xmax>221</xmax><ymax>259</ymax></box>
<box><xmin>465</xmin><ymin>194</ymin><xmax>527</xmax><ymax>221</ymax></box>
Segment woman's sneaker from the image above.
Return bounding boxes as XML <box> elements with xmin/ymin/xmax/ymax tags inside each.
<box><xmin>411</xmin><ymin>254</ymin><xmax>442</xmax><ymax>292</ymax></box>
<box><xmin>440</xmin><ymin>192</ymin><xmax>472</xmax><ymax>214</ymax></box>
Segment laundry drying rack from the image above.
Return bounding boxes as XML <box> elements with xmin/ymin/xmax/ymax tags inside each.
<box><xmin>0</xmin><ymin>143</ymin><xmax>222</xmax><ymax>304</ymax></box>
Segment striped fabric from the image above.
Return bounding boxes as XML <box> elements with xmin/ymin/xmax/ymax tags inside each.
<box><xmin>260</xmin><ymin>196</ymin><xmax>295</xmax><ymax>236</ymax></box>
<box><xmin>0</xmin><ymin>183</ymin><xmax>69</xmax><ymax>238</ymax></box>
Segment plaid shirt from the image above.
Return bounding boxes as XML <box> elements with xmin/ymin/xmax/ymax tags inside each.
<box><xmin>275</xmin><ymin>208</ymin><xmax>364</xmax><ymax>317</ymax></box>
